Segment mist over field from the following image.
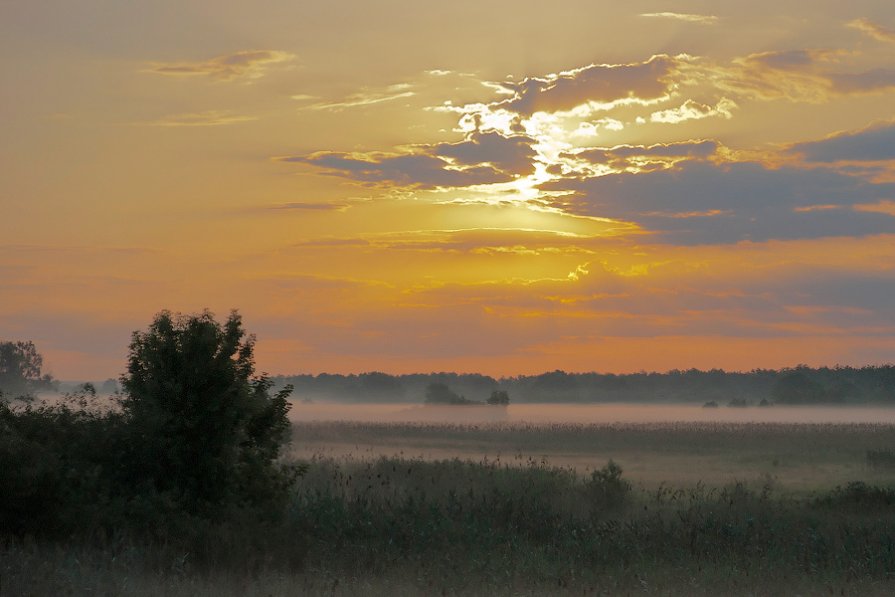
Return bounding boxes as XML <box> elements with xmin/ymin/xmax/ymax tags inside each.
<box><xmin>288</xmin><ymin>401</ymin><xmax>895</xmax><ymax>425</ymax></box>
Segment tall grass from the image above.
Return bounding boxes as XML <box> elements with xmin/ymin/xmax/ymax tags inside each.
<box><xmin>7</xmin><ymin>420</ymin><xmax>895</xmax><ymax>594</ymax></box>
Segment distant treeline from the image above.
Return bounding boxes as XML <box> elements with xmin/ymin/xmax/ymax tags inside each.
<box><xmin>273</xmin><ymin>365</ymin><xmax>895</xmax><ymax>405</ymax></box>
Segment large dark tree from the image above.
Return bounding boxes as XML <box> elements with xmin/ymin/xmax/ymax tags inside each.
<box><xmin>0</xmin><ymin>341</ymin><xmax>55</xmax><ymax>401</ymax></box>
<box><xmin>119</xmin><ymin>310</ymin><xmax>294</xmax><ymax>512</ymax></box>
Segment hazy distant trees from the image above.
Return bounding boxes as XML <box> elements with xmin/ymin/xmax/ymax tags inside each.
<box><xmin>772</xmin><ymin>370</ymin><xmax>825</xmax><ymax>404</ymax></box>
<box><xmin>276</xmin><ymin>365</ymin><xmax>895</xmax><ymax>405</ymax></box>
<box><xmin>100</xmin><ymin>378</ymin><xmax>119</xmax><ymax>394</ymax></box>
<box><xmin>487</xmin><ymin>390</ymin><xmax>510</xmax><ymax>405</ymax></box>
<box><xmin>424</xmin><ymin>382</ymin><xmax>473</xmax><ymax>405</ymax></box>
<box><xmin>0</xmin><ymin>341</ymin><xmax>56</xmax><ymax>401</ymax></box>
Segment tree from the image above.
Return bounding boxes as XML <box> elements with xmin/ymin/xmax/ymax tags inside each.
<box><xmin>119</xmin><ymin>309</ymin><xmax>294</xmax><ymax>513</ymax></box>
<box><xmin>0</xmin><ymin>341</ymin><xmax>55</xmax><ymax>401</ymax></box>
<box><xmin>772</xmin><ymin>370</ymin><xmax>824</xmax><ymax>404</ymax></box>
<box><xmin>424</xmin><ymin>382</ymin><xmax>469</xmax><ymax>405</ymax></box>
<box><xmin>487</xmin><ymin>390</ymin><xmax>510</xmax><ymax>405</ymax></box>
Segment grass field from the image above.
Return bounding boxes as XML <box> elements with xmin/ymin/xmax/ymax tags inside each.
<box><xmin>291</xmin><ymin>418</ymin><xmax>895</xmax><ymax>493</ymax></box>
<box><xmin>7</xmin><ymin>417</ymin><xmax>895</xmax><ymax>595</ymax></box>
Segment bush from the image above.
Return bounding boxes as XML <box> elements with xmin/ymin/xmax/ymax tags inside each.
<box><xmin>118</xmin><ymin>310</ymin><xmax>296</xmax><ymax>515</ymax></box>
<box><xmin>0</xmin><ymin>310</ymin><xmax>299</xmax><ymax>540</ymax></box>
<box><xmin>586</xmin><ymin>459</ymin><xmax>631</xmax><ymax>512</ymax></box>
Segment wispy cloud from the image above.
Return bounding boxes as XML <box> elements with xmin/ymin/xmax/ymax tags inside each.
<box><xmin>299</xmin><ymin>84</ymin><xmax>415</xmax><ymax>111</ymax></box>
<box><xmin>848</xmin><ymin>18</ymin><xmax>895</xmax><ymax>43</ymax></box>
<box><xmin>650</xmin><ymin>98</ymin><xmax>736</xmax><ymax>124</ymax></box>
<box><xmin>640</xmin><ymin>12</ymin><xmax>718</xmax><ymax>24</ymax></box>
<box><xmin>144</xmin><ymin>110</ymin><xmax>257</xmax><ymax>127</ymax></box>
<box><xmin>268</xmin><ymin>201</ymin><xmax>352</xmax><ymax>212</ymax></box>
<box><xmin>145</xmin><ymin>50</ymin><xmax>294</xmax><ymax>81</ymax></box>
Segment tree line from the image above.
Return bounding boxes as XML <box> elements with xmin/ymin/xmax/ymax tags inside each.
<box><xmin>273</xmin><ymin>365</ymin><xmax>895</xmax><ymax>405</ymax></box>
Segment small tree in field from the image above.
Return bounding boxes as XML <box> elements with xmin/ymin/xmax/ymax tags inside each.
<box><xmin>487</xmin><ymin>390</ymin><xmax>510</xmax><ymax>405</ymax></box>
<box><xmin>119</xmin><ymin>310</ymin><xmax>294</xmax><ymax>513</ymax></box>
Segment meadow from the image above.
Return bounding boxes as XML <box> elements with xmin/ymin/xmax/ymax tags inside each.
<box><xmin>291</xmin><ymin>413</ymin><xmax>895</xmax><ymax>493</ymax></box>
<box><xmin>7</xmin><ymin>411</ymin><xmax>895</xmax><ymax>595</ymax></box>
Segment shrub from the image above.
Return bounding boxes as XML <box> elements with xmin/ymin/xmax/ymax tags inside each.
<box><xmin>118</xmin><ymin>310</ymin><xmax>296</xmax><ymax>514</ymax></box>
<box><xmin>586</xmin><ymin>459</ymin><xmax>631</xmax><ymax>512</ymax></box>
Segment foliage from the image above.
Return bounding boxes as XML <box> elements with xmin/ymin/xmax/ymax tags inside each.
<box><xmin>586</xmin><ymin>459</ymin><xmax>631</xmax><ymax>510</ymax></box>
<box><xmin>0</xmin><ymin>340</ymin><xmax>56</xmax><ymax>400</ymax></box>
<box><xmin>276</xmin><ymin>364</ymin><xmax>895</xmax><ymax>404</ymax></box>
<box><xmin>119</xmin><ymin>309</ymin><xmax>296</xmax><ymax>514</ymax></box>
<box><xmin>0</xmin><ymin>310</ymin><xmax>298</xmax><ymax>541</ymax></box>
<box><xmin>772</xmin><ymin>370</ymin><xmax>826</xmax><ymax>404</ymax></box>
<box><xmin>424</xmin><ymin>382</ymin><xmax>471</xmax><ymax>405</ymax></box>
<box><xmin>487</xmin><ymin>390</ymin><xmax>510</xmax><ymax>405</ymax></box>
<box><xmin>0</xmin><ymin>384</ymin><xmax>125</xmax><ymax>536</ymax></box>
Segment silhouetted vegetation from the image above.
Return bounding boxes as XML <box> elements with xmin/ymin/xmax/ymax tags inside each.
<box><xmin>275</xmin><ymin>364</ymin><xmax>895</xmax><ymax>404</ymax></box>
<box><xmin>6</xmin><ymin>320</ymin><xmax>895</xmax><ymax>593</ymax></box>
<box><xmin>0</xmin><ymin>310</ymin><xmax>297</xmax><ymax>549</ymax></box>
<box><xmin>423</xmin><ymin>381</ymin><xmax>472</xmax><ymax>405</ymax></box>
<box><xmin>0</xmin><ymin>340</ymin><xmax>56</xmax><ymax>401</ymax></box>
<box><xmin>487</xmin><ymin>389</ymin><xmax>510</xmax><ymax>405</ymax></box>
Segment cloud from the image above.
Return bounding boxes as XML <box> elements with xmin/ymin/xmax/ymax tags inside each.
<box><xmin>145</xmin><ymin>50</ymin><xmax>294</xmax><ymax>81</ymax></box>
<box><xmin>302</xmin><ymin>84</ymin><xmax>415</xmax><ymax>111</ymax></box>
<box><xmin>145</xmin><ymin>110</ymin><xmax>257</xmax><ymax>127</ymax></box>
<box><xmin>568</xmin><ymin>140</ymin><xmax>721</xmax><ymax>174</ymax></box>
<box><xmin>572</xmin><ymin>140</ymin><xmax>721</xmax><ymax>169</ymax></box>
<box><xmin>848</xmin><ymin>18</ymin><xmax>895</xmax><ymax>43</ymax></box>
<box><xmin>789</xmin><ymin>121</ymin><xmax>895</xmax><ymax>162</ymax></box>
<box><xmin>740</xmin><ymin>49</ymin><xmax>834</xmax><ymax>71</ymax></box>
<box><xmin>639</xmin><ymin>12</ymin><xmax>718</xmax><ymax>24</ymax></box>
<box><xmin>496</xmin><ymin>54</ymin><xmax>686</xmax><ymax>115</ymax></box>
<box><xmin>291</xmin><ymin>238</ymin><xmax>372</xmax><ymax>248</ymax></box>
<box><xmin>279</xmin><ymin>151</ymin><xmax>515</xmax><ymax>189</ymax></box>
<box><xmin>723</xmin><ymin>50</ymin><xmax>895</xmax><ymax>98</ymax></box>
<box><xmin>543</xmin><ymin>160</ymin><xmax>895</xmax><ymax>244</ymax></box>
<box><xmin>828</xmin><ymin>68</ymin><xmax>895</xmax><ymax>94</ymax></box>
<box><xmin>650</xmin><ymin>98</ymin><xmax>736</xmax><ymax>124</ymax></box>
<box><xmin>431</xmin><ymin>131</ymin><xmax>538</xmax><ymax>176</ymax></box>
<box><xmin>268</xmin><ymin>201</ymin><xmax>352</xmax><ymax>212</ymax></box>
<box><xmin>278</xmin><ymin>131</ymin><xmax>536</xmax><ymax>188</ymax></box>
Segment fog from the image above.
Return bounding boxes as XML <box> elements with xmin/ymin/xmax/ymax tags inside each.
<box><xmin>288</xmin><ymin>402</ymin><xmax>895</xmax><ymax>425</ymax></box>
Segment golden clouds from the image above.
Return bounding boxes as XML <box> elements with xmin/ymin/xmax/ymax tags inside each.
<box><xmin>639</xmin><ymin>13</ymin><xmax>718</xmax><ymax>25</ymax></box>
<box><xmin>848</xmin><ymin>18</ymin><xmax>895</xmax><ymax>43</ymax></box>
<box><xmin>145</xmin><ymin>110</ymin><xmax>258</xmax><ymax>127</ymax></box>
<box><xmin>649</xmin><ymin>98</ymin><xmax>736</xmax><ymax>124</ymax></box>
<box><xmin>145</xmin><ymin>50</ymin><xmax>294</xmax><ymax>81</ymax></box>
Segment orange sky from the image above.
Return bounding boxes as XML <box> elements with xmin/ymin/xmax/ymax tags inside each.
<box><xmin>2</xmin><ymin>1</ymin><xmax>895</xmax><ymax>379</ymax></box>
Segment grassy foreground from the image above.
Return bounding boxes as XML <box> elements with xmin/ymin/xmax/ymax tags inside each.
<box><xmin>7</xmin><ymin>421</ymin><xmax>895</xmax><ymax>595</ymax></box>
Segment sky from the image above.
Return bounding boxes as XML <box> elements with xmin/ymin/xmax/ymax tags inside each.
<box><xmin>2</xmin><ymin>1</ymin><xmax>895</xmax><ymax>379</ymax></box>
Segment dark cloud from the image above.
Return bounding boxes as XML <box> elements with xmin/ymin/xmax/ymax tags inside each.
<box><xmin>497</xmin><ymin>54</ymin><xmax>682</xmax><ymax>115</ymax></box>
<box><xmin>544</xmin><ymin>160</ymin><xmax>895</xmax><ymax>244</ymax></box>
<box><xmin>280</xmin><ymin>152</ymin><xmax>512</xmax><ymax>189</ymax></box>
<box><xmin>574</xmin><ymin>140</ymin><xmax>720</xmax><ymax>165</ymax></box>
<box><xmin>280</xmin><ymin>131</ymin><xmax>537</xmax><ymax>189</ymax></box>
<box><xmin>740</xmin><ymin>50</ymin><xmax>827</xmax><ymax>71</ymax></box>
<box><xmin>432</xmin><ymin>132</ymin><xmax>537</xmax><ymax>176</ymax></box>
<box><xmin>789</xmin><ymin>121</ymin><xmax>895</xmax><ymax>162</ymax></box>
